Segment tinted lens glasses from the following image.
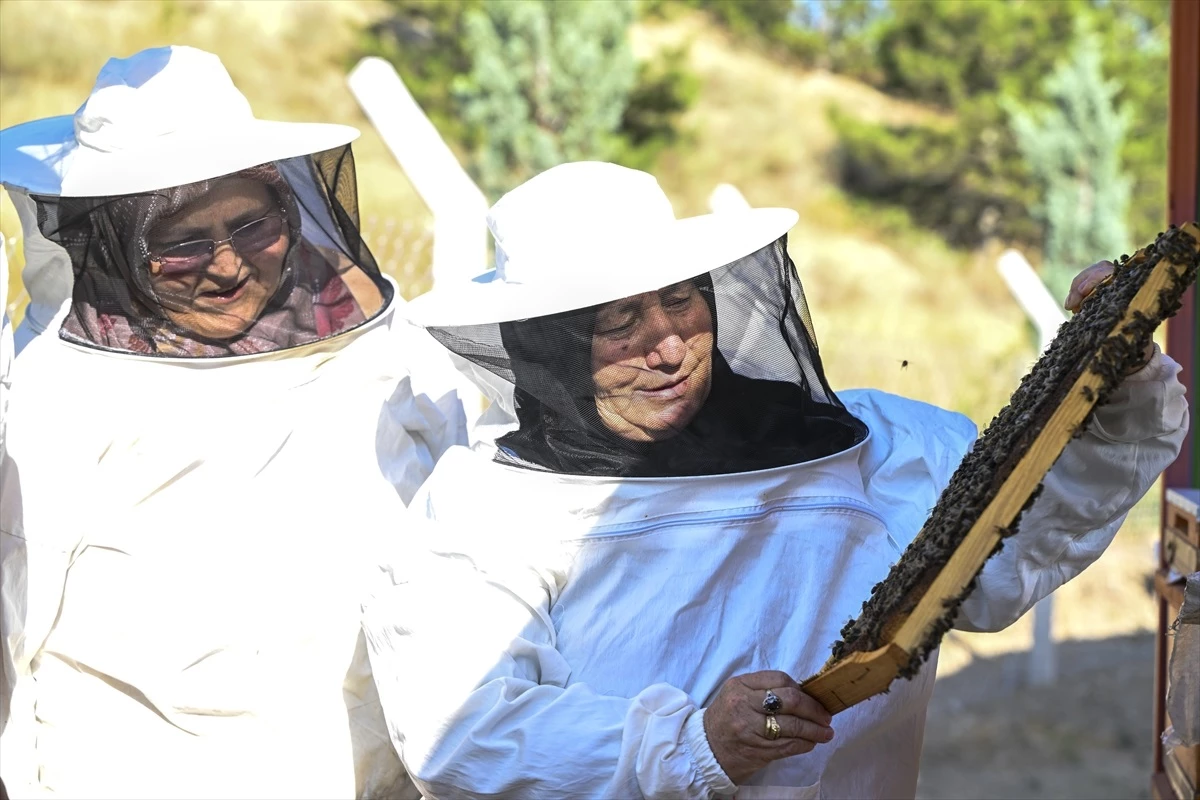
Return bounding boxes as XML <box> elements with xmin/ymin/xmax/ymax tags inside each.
<box><xmin>152</xmin><ymin>214</ymin><xmax>286</xmax><ymax>276</ymax></box>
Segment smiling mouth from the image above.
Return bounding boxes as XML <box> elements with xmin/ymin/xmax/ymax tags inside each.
<box><xmin>199</xmin><ymin>275</ymin><xmax>250</xmax><ymax>304</ymax></box>
<box><xmin>635</xmin><ymin>375</ymin><xmax>689</xmax><ymax>400</ymax></box>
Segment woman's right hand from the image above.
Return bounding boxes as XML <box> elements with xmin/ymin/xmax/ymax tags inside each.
<box><xmin>702</xmin><ymin>670</ymin><xmax>835</xmax><ymax>785</ymax></box>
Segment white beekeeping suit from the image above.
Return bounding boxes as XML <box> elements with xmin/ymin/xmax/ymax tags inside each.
<box><xmin>363</xmin><ymin>162</ymin><xmax>1189</xmax><ymax>799</ymax></box>
<box><xmin>0</xmin><ymin>46</ymin><xmax>464</xmax><ymax>799</ymax></box>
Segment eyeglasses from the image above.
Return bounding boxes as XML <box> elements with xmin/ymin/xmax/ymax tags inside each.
<box><xmin>150</xmin><ymin>214</ymin><xmax>286</xmax><ymax>276</ymax></box>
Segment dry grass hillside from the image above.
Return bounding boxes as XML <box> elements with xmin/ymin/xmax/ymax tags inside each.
<box><xmin>0</xmin><ymin>2</ymin><xmax>1032</xmax><ymax>427</ymax></box>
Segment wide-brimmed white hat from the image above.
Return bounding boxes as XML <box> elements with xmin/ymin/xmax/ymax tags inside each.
<box><xmin>403</xmin><ymin>162</ymin><xmax>799</xmax><ymax>328</ymax></box>
<box><xmin>0</xmin><ymin>46</ymin><xmax>358</xmax><ymax>197</ymax></box>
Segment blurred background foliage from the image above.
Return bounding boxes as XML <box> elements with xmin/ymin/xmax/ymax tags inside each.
<box><xmin>359</xmin><ymin>0</ymin><xmax>699</xmax><ymax>196</ymax></box>
<box><xmin>355</xmin><ymin>0</ymin><xmax>1168</xmax><ymax>259</ymax></box>
<box><xmin>662</xmin><ymin>0</ymin><xmax>1168</xmax><ymax>251</ymax></box>
<box><xmin>0</xmin><ymin>0</ymin><xmax>1173</xmax><ymax>430</ymax></box>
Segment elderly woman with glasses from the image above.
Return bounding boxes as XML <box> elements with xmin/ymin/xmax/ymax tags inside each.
<box><xmin>363</xmin><ymin>162</ymin><xmax>1188</xmax><ymax>799</ymax></box>
<box><xmin>57</xmin><ymin>159</ymin><xmax>385</xmax><ymax>356</ymax></box>
<box><xmin>0</xmin><ymin>47</ymin><xmax>464</xmax><ymax>798</ymax></box>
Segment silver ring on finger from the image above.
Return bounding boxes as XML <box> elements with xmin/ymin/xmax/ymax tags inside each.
<box><xmin>764</xmin><ymin>714</ymin><xmax>781</xmax><ymax>741</ymax></box>
<box><xmin>762</xmin><ymin>689</ymin><xmax>783</xmax><ymax>714</ymax></box>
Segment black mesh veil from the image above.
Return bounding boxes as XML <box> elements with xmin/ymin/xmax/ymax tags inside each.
<box><xmin>430</xmin><ymin>235</ymin><xmax>867</xmax><ymax>477</ymax></box>
<box><xmin>31</xmin><ymin>145</ymin><xmax>393</xmax><ymax>357</ymax></box>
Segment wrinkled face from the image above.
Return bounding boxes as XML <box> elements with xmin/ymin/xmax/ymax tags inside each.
<box><xmin>145</xmin><ymin>178</ymin><xmax>289</xmax><ymax>340</ymax></box>
<box><xmin>591</xmin><ymin>280</ymin><xmax>715</xmax><ymax>442</ymax></box>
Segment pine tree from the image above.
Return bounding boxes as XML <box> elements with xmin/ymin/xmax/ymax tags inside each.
<box><xmin>1008</xmin><ymin>30</ymin><xmax>1132</xmax><ymax>302</ymax></box>
<box><xmin>827</xmin><ymin>0</ymin><xmax>1166</xmax><ymax>249</ymax></box>
<box><xmin>361</xmin><ymin>0</ymin><xmax>694</xmax><ymax>180</ymax></box>
<box><xmin>455</xmin><ymin>0</ymin><xmax>638</xmax><ymax>199</ymax></box>
<box><xmin>359</xmin><ymin>0</ymin><xmax>484</xmax><ymax>151</ymax></box>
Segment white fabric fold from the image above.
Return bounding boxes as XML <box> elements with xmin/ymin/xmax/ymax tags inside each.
<box><xmin>683</xmin><ymin>710</ymin><xmax>738</xmax><ymax>797</ymax></box>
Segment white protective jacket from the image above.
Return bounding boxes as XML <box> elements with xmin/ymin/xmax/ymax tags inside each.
<box><xmin>364</xmin><ymin>349</ymin><xmax>1188</xmax><ymax>800</ymax></box>
<box><xmin>0</xmin><ymin>289</ymin><xmax>465</xmax><ymax>799</ymax></box>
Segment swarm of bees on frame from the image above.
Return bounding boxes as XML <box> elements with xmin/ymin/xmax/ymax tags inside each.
<box><xmin>829</xmin><ymin>224</ymin><xmax>1200</xmax><ymax>679</ymax></box>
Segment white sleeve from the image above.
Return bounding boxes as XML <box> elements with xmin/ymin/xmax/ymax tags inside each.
<box><xmin>1</xmin><ymin>464</ymin><xmax>72</xmax><ymax>795</ymax></box>
<box><xmin>362</xmin><ymin>542</ymin><xmax>736</xmax><ymax>800</ymax></box>
<box><xmin>375</xmin><ymin>315</ymin><xmax>470</xmax><ymax>507</ymax></box>
<box><xmin>390</xmin><ymin>315</ymin><xmax>473</xmax><ymax>439</ymax></box>
<box><xmin>0</xmin><ymin>523</ymin><xmax>34</xmax><ymax>793</ymax></box>
<box><xmin>957</xmin><ymin>345</ymin><xmax>1189</xmax><ymax>632</ymax></box>
<box><xmin>0</xmin><ymin>219</ymin><xmax>17</xmax><ymax>764</ymax></box>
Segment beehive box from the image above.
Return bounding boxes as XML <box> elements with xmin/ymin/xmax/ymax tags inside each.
<box><xmin>1166</xmin><ymin>489</ymin><xmax>1200</xmax><ymax>576</ymax></box>
<box><xmin>1161</xmin><ymin>488</ymin><xmax>1200</xmax><ymax>800</ymax></box>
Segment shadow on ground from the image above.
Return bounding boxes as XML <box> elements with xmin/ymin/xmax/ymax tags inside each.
<box><xmin>917</xmin><ymin>633</ymin><xmax>1155</xmax><ymax>800</ymax></box>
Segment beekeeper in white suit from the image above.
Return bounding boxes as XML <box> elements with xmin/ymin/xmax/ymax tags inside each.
<box><xmin>0</xmin><ymin>46</ymin><xmax>465</xmax><ymax>798</ymax></box>
<box><xmin>363</xmin><ymin>162</ymin><xmax>1189</xmax><ymax>799</ymax></box>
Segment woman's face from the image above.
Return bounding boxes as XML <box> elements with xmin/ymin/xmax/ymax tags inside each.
<box><xmin>145</xmin><ymin>177</ymin><xmax>289</xmax><ymax>340</ymax></box>
<box><xmin>591</xmin><ymin>281</ymin><xmax>715</xmax><ymax>442</ymax></box>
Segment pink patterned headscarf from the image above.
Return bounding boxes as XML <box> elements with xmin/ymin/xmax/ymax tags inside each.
<box><xmin>54</xmin><ymin>162</ymin><xmax>368</xmax><ymax>357</ymax></box>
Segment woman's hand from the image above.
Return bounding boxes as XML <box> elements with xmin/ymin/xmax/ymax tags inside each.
<box><xmin>703</xmin><ymin>670</ymin><xmax>834</xmax><ymax>785</ymax></box>
<box><xmin>1064</xmin><ymin>260</ymin><xmax>1154</xmax><ymax>374</ymax></box>
<box><xmin>1064</xmin><ymin>261</ymin><xmax>1117</xmax><ymax>313</ymax></box>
